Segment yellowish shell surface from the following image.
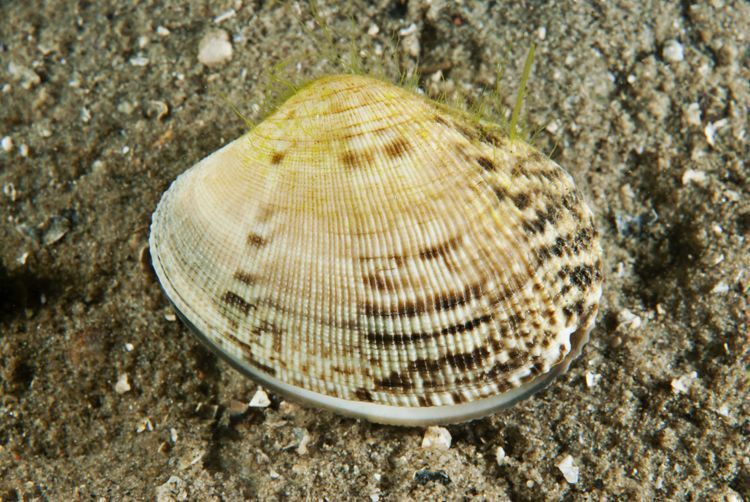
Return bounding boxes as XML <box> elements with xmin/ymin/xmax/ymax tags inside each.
<box><xmin>149</xmin><ymin>74</ymin><xmax>603</xmax><ymax>425</ymax></box>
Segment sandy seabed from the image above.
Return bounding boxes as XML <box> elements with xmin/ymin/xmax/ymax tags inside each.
<box><xmin>1</xmin><ymin>1</ymin><xmax>748</xmax><ymax>500</ymax></box>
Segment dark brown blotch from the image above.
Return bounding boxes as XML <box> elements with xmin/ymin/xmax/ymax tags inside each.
<box><xmin>512</xmin><ymin>192</ymin><xmax>531</xmax><ymax>210</ymax></box>
<box><xmin>247</xmin><ymin>232</ymin><xmax>268</xmax><ymax>247</ymax></box>
<box><xmin>234</xmin><ymin>270</ymin><xmax>258</xmax><ymax>286</ymax></box>
<box><xmin>522</xmin><ymin>205</ymin><xmax>561</xmax><ymax>235</ymax></box>
<box><xmin>476</xmin><ymin>156</ymin><xmax>496</xmax><ymax>171</ymax></box>
<box><xmin>444</xmin><ymin>346</ymin><xmax>491</xmax><ymax>370</ymax></box>
<box><xmin>418</xmin><ymin>236</ymin><xmax>462</xmax><ymax>260</ymax></box>
<box><xmin>571</xmin><ymin>227</ymin><xmax>594</xmax><ymax>254</ymax></box>
<box><xmin>270</xmin><ymin>151</ymin><xmax>286</xmax><ymax>165</ymax></box>
<box><xmin>454</xmin><ymin>122</ymin><xmax>479</xmax><ymax>142</ymax></box>
<box><xmin>408</xmin><ymin>358</ymin><xmax>441</xmax><ymax>374</ymax></box>
<box><xmin>355</xmin><ymin>388</ymin><xmax>374</xmax><ymax>402</ymax></box>
<box><xmin>226</xmin><ymin>332</ymin><xmax>253</xmax><ymax>358</ymax></box>
<box><xmin>375</xmin><ymin>371</ymin><xmax>412</xmax><ymax>390</ymax></box>
<box><xmin>341</xmin><ymin>149</ymin><xmax>374</xmax><ymax>169</ymax></box>
<box><xmin>251</xmin><ymin>360</ymin><xmax>277</xmax><ymax>376</ymax></box>
<box><xmin>364</xmin><ymin>313</ymin><xmax>493</xmax><ymax>344</ymax></box>
<box><xmin>221</xmin><ymin>291</ymin><xmax>254</xmax><ymax>315</ymax></box>
<box><xmin>507</xmin><ymin>313</ymin><xmax>523</xmax><ymax>328</ymax></box>
<box><xmin>441</xmin><ymin>314</ymin><xmax>493</xmax><ymax>337</ymax></box>
<box><xmin>561</xmin><ymin>191</ymin><xmax>579</xmax><ymax>212</ymax></box>
<box><xmin>434</xmin><ymin>282</ymin><xmax>483</xmax><ymax>311</ymax></box>
<box><xmin>543</xmin><ymin>311</ymin><xmax>558</xmax><ymax>326</ymax></box>
<box><xmin>254</xmin><ymin>319</ymin><xmax>284</xmax><ymax>353</ymax></box>
<box><xmin>364</xmin><ymin>272</ymin><xmax>391</xmax><ymax>291</ymax></box>
<box><xmin>528</xmin><ymin>360</ymin><xmax>545</xmax><ymax>376</ymax></box>
<box><xmin>536</xmin><ymin>167</ymin><xmax>563</xmax><ymax>182</ymax></box>
<box><xmin>529</xmin><ymin>150</ymin><xmax>546</xmax><ymax>163</ymax></box>
<box><xmin>361</xmin><ymin>282</ymin><xmax>482</xmax><ymax>318</ymax></box>
<box><xmin>361</xmin><ymin>298</ymin><xmax>423</xmax><ymax>317</ymax></box>
<box><xmin>569</xmin><ymin>264</ymin><xmax>599</xmax><ymax>290</ymax></box>
<box><xmin>433</xmin><ymin>115</ymin><xmax>451</xmax><ymax>127</ymax></box>
<box><xmin>477</xmin><ymin>125</ymin><xmax>505</xmax><ymax>147</ymax></box>
<box><xmin>384</xmin><ymin>137</ymin><xmax>411</xmax><ymax>159</ymax></box>
<box><xmin>256</xmin><ymin>205</ymin><xmax>275</xmax><ymax>223</ymax></box>
<box><xmin>225</xmin><ymin>332</ymin><xmax>276</xmax><ymax>376</ymax></box>
<box><xmin>511</xmin><ymin>161</ymin><xmax>531</xmax><ymax>178</ymax></box>
<box><xmin>493</xmin><ymin>185</ymin><xmax>509</xmax><ymax>201</ymax></box>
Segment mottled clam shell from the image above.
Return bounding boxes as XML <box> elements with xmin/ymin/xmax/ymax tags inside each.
<box><xmin>149</xmin><ymin>74</ymin><xmax>603</xmax><ymax>425</ymax></box>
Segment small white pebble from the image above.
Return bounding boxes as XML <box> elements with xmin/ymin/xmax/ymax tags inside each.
<box><xmin>374</xmin><ymin>473</ymin><xmax>382</xmax><ymax>482</ymax></box>
<box><xmin>296</xmin><ymin>428</ymin><xmax>312</xmax><ymax>455</ymax></box>
<box><xmin>671</xmin><ymin>371</ymin><xmax>698</xmax><ymax>394</ymax></box>
<box><xmin>421</xmin><ymin>426</ymin><xmax>451</xmax><ymax>450</ymax></box>
<box><xmin>710</xmin><ymin>281</ymin><xmax>729</xmax><ymax>294</ymax></box>
<box><xmin>716</xmin><ymin>404</ymin><xmax>730</xmax><ymax>417</ymax></box>
<box><xmin>156</xmin><ymin>26</ymin><xmax>171</xmax><ymax>37</ymax></box>
<box><xmin>278</xmin><ymin>400</ymin><xmax>299</xmax><ymax>415</ymax></box>
<box><xmin>685</xmin><ymin>102</ymin><xmax>701</xmax><ymax>126</ymax></box>
<box><xmin>616</xmin><ymin>262</ymin><xmax>626</xmax><ymax>277</ymax></box>
<box><xmin>495</xmin><ymin>446</ymin><xmax>506</xmax><ymax>466</ymax></box>
<box><xmin>170</xmin><ymin>427</ymin><xmax>178</xmax><ymax>443</ymax></box>
<box><xmin>117</xmin><ymin>101</ymin><xmax>135</xmax><ymax>114</ymax></box>
<box><xmin>125</xmin><ymin>342</ymin><xmax>134</xmax><ymax>352</ymax></box>
<box><xmin>705</xmin><ymin>118</ymin><xmax>728</xmax><ymax>147</ymax></box>
<box><xmin>663</xmin><ymin>40</ymin><xmax>684</xmax><ymax>62</ymax></box>
<box><xmin>129</xmin><ymin>55</ymin><xmax>149</xmax><ymax>67</ymax></box>
<box><xmin>136</xmin><ymin>417</ymin><xmax>153</xmax><ymax>433</ymax></box>
<box><xmin>402</xmin><ymin>31</ymin><xmax>420</xmax><ymax>58</ymax></box>
<box><xmin>724</xmin><ymin>189</ymin><xmax>741</xmax><ymax>202</ymax></box>
<box><xmin>269</xmin><ymin>470</ymin><xmax>280</xmax><ymax>480</ymax></box>
<box><xmin>214</xmin><ymin>8</ymin><xmax>236</xmax><ymax>23</ymax></box>
<box><xmin>617</xmin><ymin>308</ymin><xmax>641</xmax><ymax>329</ymax></box>
<box><xmin>249</xmin><ymin>388</ymin><xmax>271</xmax><ymax>408</ymax></box>
<box><xmin>1</xmin><ymin>136</ymin><xmax>13</xmax><ymax>153</ymax></box>
<box><xmin>18</xmin><ymin>144</ymin><xmax>29</xmax><ymax>157</ymax></box>
<box><xmin>198</xmin><ymin>29</ymin><xmax>233</xmax><ymax>67</ymax></box>
<box><xmin>682</xmin><ymin>169</ymin><xmax>708</xmax><ymax>186</ymax></box>
<box><xmin>536</xmin><ymin>26</ymin><xmax>546</xmax><ymax>41</ymax></box>
<box><xmin>115</xmin><ymin>373</ymin><xmax>131</xmax><ymax>394</ymax></box>
<box><xmin>3</xmin><ymin>183</ymin><xmax>18</xmax><ymax>202</ymax></box>
<box><xmin>526</xmin><ymin>480</ymin><xmax>535</xmax><ymax>488</ymax></box>
<box><xmin>726</xmin><ymin>491</ymin><xmax>742</xmax><ymax>502</ymax></box>
<box><xmin>556</xmin><ymin>454</ymin><xmax>579</xmax><ymax>484</ymax></box>
<box><xmin>370</xmin><ymin>495</ymin><xmax>380</xmax><ymax>502</ymax></box>
<box><xmin>164</xmin><ymin>312</ymin><xmax>177</xmax><ymax>322</ymax></box>
<box><xmin>585</xmin><ymin>371</ymin><xmax>602</xmax><ymax>388</ymax></box>
<box><xmin>711</xmin><ymin>224</ymin><xmax>723</xmax><ymax>235</ymax></box>
<box><xmin>398</xmin><ymin>23</ymin><xmax>417</xmax><ymax>36</ymax></box>
<box><xmin>368</xmin><ymin>24</ymin><xmax>380</xmax><ymax>36</ymax></box>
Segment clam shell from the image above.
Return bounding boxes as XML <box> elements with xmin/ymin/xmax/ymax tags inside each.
<box><xmin>149</xmin><ymin>74</ymin><xmax>603</xmax><ymax>425</ymax></box>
